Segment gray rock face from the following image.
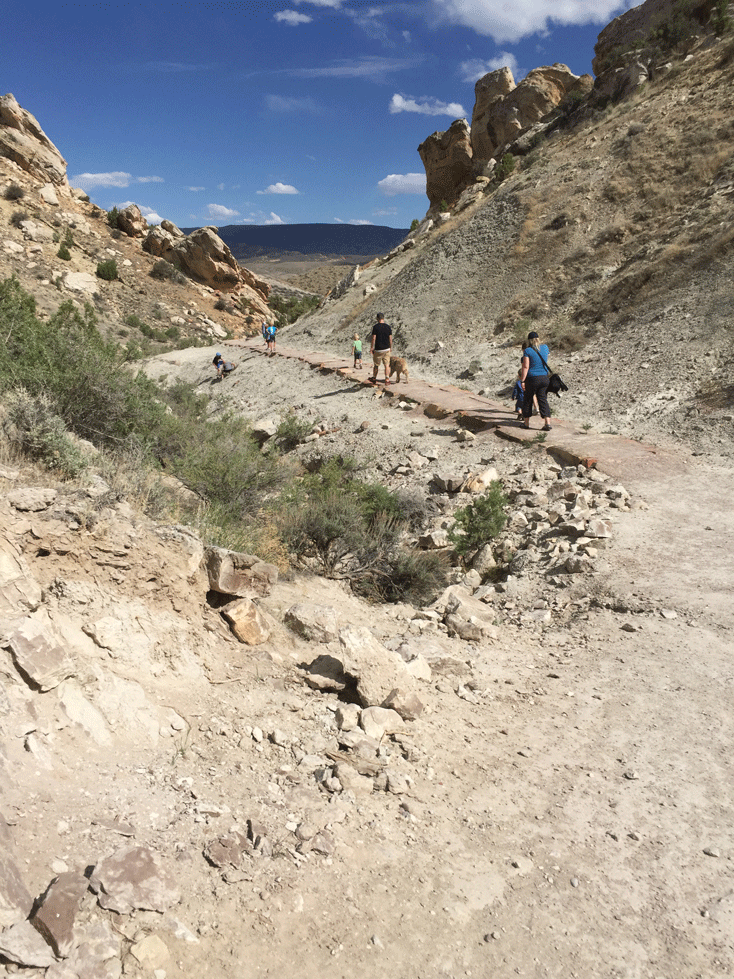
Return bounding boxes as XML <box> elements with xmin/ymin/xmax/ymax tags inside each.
<box><xmin>90</xmin><ymin>845</ymin><xmax>180</xmax><ymax>914</ymax></box>
<box><xmin>0</xmin><ymin>93</ymin><xmax>69</xmax><ymax>187</ymax></box>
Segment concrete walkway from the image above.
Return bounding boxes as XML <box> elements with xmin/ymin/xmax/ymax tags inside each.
<box><xmin>234</xmin><ymin>337</ymin><xmax>686</xmax><ymax>485</ymax></box>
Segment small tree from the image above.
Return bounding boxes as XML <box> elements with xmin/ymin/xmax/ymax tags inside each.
<box><xmin>107</xmin><ymin>206</ymin><xmax>120</xmax><ymax>229</ymax></box>
<box><xmin>410</xmin><ymin>218</ymin><xmax>420</xmax><ymax>232</ymax></box>
<box><xmin>57</xmin><ymin>243</ymin><xmax>71</xmax><ymax>261</ymax></box>
<box><xmin>448</xmin><ymin>481</ymin><xmax>508</xmax><ymax>558</ymax></box>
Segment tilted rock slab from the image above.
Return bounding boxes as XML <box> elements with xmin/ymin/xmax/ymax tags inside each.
<box><xmin>222</xmin><ymin>598</ymin><xmax>272</xmax><ymax>645</ymax></box>
<box><xmin>0</xmin><ymin>537</ymin><xmax>42</xmax><ymax>617</ymax></box>
<box><xmin>3</xmin><ymin>608</ymin><xmax>76</xmax><ymax>691</ymax></box>
<box><xmin>0</xmin><ymin>920</ymin><xmax>56</xmax><ymax>969</ymax></box>
<box><xmin>31</xmin><ymin>871</ymin><xmax>90</xmax><ymax>958</ymax></box>
<box><xmin>89</xmin><ymin>845</ymin><xmax>180</xmax><ymax>914</ymax></box>
<box><xmin>0</xmin><ymin>814</ymin><xmax>33</xmax><ymax>928</ymax></box>
<box><xmin>0</xmin><ymin>93</ymin><xmax>69</xmax><ymax>188</ymax></box>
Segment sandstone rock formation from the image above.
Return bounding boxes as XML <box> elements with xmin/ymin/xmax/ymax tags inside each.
<box><xmin>116</xmin><ymin>203</ymin><xmax>148</xmax><ymax>238</ymax></box>
<box><xmin>418</xmin><ymin>118</ymin><xmax>474</xmax><ymax>209</ymax></box>
<box><xmin>0</xmin><ymin>93</ymin><xmax>69</xmax><ymax>188</ymax></box>
<box><xmin>419</xmin><ymin>65</ymin><xmax>592</xmax><ymax>207</ymax></box>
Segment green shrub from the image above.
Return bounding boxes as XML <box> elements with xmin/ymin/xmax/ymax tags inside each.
<box><xmin>57</xmin><ymin>243</ymin><xmax>71</xmax><ymax>261</ymax></box>
<box><xmin>4</xmin><ymin>183</ymin><xmax>25</xmax><ymax>201</ymax></box>
<box><xmin>273</xmin><ymin>412</ymin><xmax>313</xmax><ymax>452</ymax></box>
<box><xmin>96</xmin><ymin>259</ymin><xmax>118</xmax><ymax>281</ymax></box>
<box><xmin>10</xmin><ymin>210</ymin><xmax>28</xmax><ymax>228</ymax></box>
<box><xmin>268</xmin><ymin>293</ymin><xmax>320</xmax><ymax>327</ymax></box>
<box><xmin>107</xmin><ymin>206</ymin><xmax>119</xmax><ymax>229</ymax></box>
<box><xmin>448</xmin><ymin>481</ymin><xmax>508</xmax><ymax>557</ymax></box>
<box><xmin>494</xmin><ymin>153</ymin><xmax>515</xmax><ymax>183</ymax></box>
<box><xmin>3</xmin><ymin>388</ymin><xmax>87</xmax><ymax>478</ymax></box>
<box><xmin>150</xmin><ymin>259</ymin><xmax>187</xmax><ymax>285</ymax></box>
<box><xmin>409</xmin><ymin>218</ymin><xmax>419</xmax><ymax>232</ymax></box>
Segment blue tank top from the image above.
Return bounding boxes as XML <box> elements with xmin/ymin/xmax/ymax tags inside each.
<box><xmin>524</xmin><ymin>344</ymin><xmax>549</xmax><ymax>377</ymax></box>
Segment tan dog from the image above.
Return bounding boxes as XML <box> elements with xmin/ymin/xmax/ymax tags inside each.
<box><xmin>389</xmin><ymin>356</ymin><xmax>409</xmax><ymax>383</ymax></box>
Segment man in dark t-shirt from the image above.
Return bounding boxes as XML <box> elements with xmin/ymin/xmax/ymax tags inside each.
<box><xmin>369</xmin><ymin>313</ymin><xmax>392</xmax><ymax>384</ymax></box>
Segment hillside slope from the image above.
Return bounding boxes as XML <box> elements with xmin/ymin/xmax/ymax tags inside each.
<box><xmin>286</xmin><ymin>35</ymin><xmax>734</xmax><ymax>460</ymax></box>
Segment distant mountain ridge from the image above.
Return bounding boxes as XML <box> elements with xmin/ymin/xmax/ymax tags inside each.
<box><xmin>182</xmin><ymin>223</ymin><xmax>409</xmax><ymax>262</ymax></box>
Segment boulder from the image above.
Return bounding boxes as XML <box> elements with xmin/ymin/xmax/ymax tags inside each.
<box><xmin>116</xmin><ymin>203</ymin><xmax>147</xmax><ymax>238</ymax></box>
<box><xmin>160</xmin><ymin>219</ymin><xmax>184</xmax><ymax>237</ymax></box>
<box><xmin>285</xmin><ymin>603</ymin><xmax>340</xmax><ymax>643</ymax></box>
<box><xmin>359</xmin><ymin>706</ymin><xmax>404</xmax><ymax>740</ymax></box>
<box><xmin>172</xmin><ymin>226</ymin><xmax>242</xmax><ymax>291</ymax></box>
<box><xmin>336</xmin><ymin>627</ymin><xmax>418</xmax><ymax>708</ymax></box>
<box><xmin>142</xmin><ymin>225</ymin><xmax>176</xmax><ymax>259</ymax></box>
<box><xmin>0</xmin><ymin>538</ymin><xmax>43</xmax><ymax>617</ymax></box>
<box><xmin>221</xmin><ymin>598</ymin><xmax>271</xmax><ymax>645</ymax></box>
<box><xmin>0</xmin><ymin>93</ymin><xmax>69</xmax><ymax>188</ymax></box>
<box><xmin>418</xmin><ymin>118</ymin><xmax>475</xmax><ymax>209</ymax></box>
<box><xmin>204</xmin><ymin>547</ymin><xmax>278</xmax><ymax>599</ymax></box>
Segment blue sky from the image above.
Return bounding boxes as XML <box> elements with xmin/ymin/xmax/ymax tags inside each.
<box><xmin>3</xmin><ymin>0</ymin><xmax>636</xmax><ymax>229</ymax></box>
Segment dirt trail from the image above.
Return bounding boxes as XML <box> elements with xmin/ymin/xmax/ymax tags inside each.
<box><xmin>212</xmin><ymin>337</ymin><xmax>734</xmax><ymax>978</ymax></box>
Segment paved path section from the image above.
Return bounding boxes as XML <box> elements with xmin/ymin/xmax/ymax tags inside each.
<box><xmin>234</xmin><ymin>338</ymin><xmax>687</xmax><ymax>485</ymax></box>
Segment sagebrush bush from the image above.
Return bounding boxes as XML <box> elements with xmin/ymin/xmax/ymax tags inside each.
<box><xmin>150</xmin><ymin>259</ymin><xmax>187</xmax><ymax>284</ymax></box>
<box><xmin>10</xmin><ymin>210</ymin><xmax>28</xmax><ymax>228</ymax></box>
<box><xmin>272</xmin><ymin>412</ymin><xmax>313</xmax><ymax>452</ymax></box>
<box><xmin>268</xmin><ymin>293</ymin><xmax>320</xmax><ymax>327</ymax></box>
<box><xmin>4</xmin><ymin>388</ymin><xmax>87</xmax><ymax>478</ymax></box>
<box><xmin>57</xmin><ymin>243</ymin><xmax>71</xmax><ymax>261</ymax></box>
<box><xmin>4</xmin><ymin>183</ymin><xmax>25</xmax><ymax>201</ymax></box>
<box><xmin>96</xmin><ymin>259</ymin><xmax>118</xmax><ymax>281</ymax></box>
<box><xmin>449</xmin><ymin>482</ymin><xmax>508</xmax><ymax>557</ymax></box>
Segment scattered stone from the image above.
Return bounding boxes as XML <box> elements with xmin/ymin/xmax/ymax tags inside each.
<box><xmin>359</xmin><ymin>706</ymin><xmax>404</xmax><ymax>740</ymax></box>
<box><xmin>31</xmin><ymin>871</ymin><xmax>89</xmax><ymax>957</ymax></box>
<box><xmin>204</xmin><ymin>547</ymin><xmax>278</xmax><ymax>599</ymax></box>
<box><xmin>0</xmin><ymin>919</ymin><xmax>56</xmax><ymax>968</ymax></box>
<box><xmin>335</xmin><ymin>703</ymin><xmax>361</xmax><ymax>732</ymax></box>
<box><xmin>7</xmin><ymin>487</ymin><xmax>57</xmax><ymax>511</ymax></box>
<box><xmin>130</xmin><ymin>934</ymin><xmax>170</xmax><ymax>969</ymax></box>
<box><xmin>90</xmin><ymin>845</ymin><xmax>181</xmax><ymax>914</ymax></box>
<box><xmin>703</xmin><ymin>847</ymin><xmax>721</xmax><ymax>858</ymax></box>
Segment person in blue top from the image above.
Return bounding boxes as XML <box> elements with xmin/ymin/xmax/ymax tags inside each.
<box><xmin>519</xmin><ymin>331</ymin><xmax>552</xmax><ymax>431</ymax></box>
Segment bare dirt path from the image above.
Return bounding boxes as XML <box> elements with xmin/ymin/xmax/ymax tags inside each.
<box><xmin>130</xmin><ymin>338</ymin><xmax>734</xmax><ymax>978</ymax></box>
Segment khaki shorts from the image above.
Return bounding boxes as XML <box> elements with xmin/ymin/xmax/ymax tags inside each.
<box><xmin>372</xmin><ymin>349</ymin><xmax>390</xmax><ymax>368</ymax></box>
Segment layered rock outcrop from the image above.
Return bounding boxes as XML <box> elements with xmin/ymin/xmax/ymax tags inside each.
<box><xmin>418</xmin><ymin>65</ymin><xmax>592</xmax><ymax>207</ymax></box>
<box><xmin>0</xmin><ymin>93</ymin><xmax>69</xmax><ymax>189</ymax></box>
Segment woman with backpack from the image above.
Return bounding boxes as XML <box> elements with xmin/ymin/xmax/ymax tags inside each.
<box><xmin>519</xmin><ymin>331</ymin><xmax>552</xmax><ymax>431</ymax></box>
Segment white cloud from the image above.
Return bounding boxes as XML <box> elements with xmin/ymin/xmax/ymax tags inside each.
<box><xmin>427</xmin><ymin>0</ymin><xmax>636</xmax><ymax>45</ymax></box>
<box><xmin>206</xmin><ymin>204</ymin><xmax>240</xmax><ymax>219</ymax></box>
<box><xmin>264</xmin><ymin>212</ymin><xmax>285</xmax><ymax>225</ymax></box>
<box><xmin>389</xmin><ymin>94</ymin><xmax>466</xmax><ymax>117</ymax></box>
<box><xmin>275</xmin><ymin>10</ymin><xmax>312</xmax><ymax>25</ymax></box>
<box><xmin>293</xmin><ymin>0</ymin><xmax>343</xmax><ymax>7</ymax></box>
<box><xmin>188</xmin><ymin>186</ymin><xmax>205</xmax><ymax>191</ymax></box>
<box><xmin>288</xmin><ymin>55</ymin><xmax>421</xmax><ymax>80</ymax></box>
<box><xmin>265</xmin><ymin>94</ymin><xmax>321</xmax><ymax>113</ymax></box>
<box><xmin>139</xmin><ymin>206</ymin><xmax>163</xmax><ymax>225</ymax></box>
<box><xmin>348</xmin><ymin>219</ymin><xmax>374</xmax><ymax>225</ymax></box>
<box><xmin>137</xmin><ymin>175</ymin><xmax>164</xmax><ymax>184</ymax></box>
<box><xmin>459</xmin><ymin>53</ymin><xmax>520</xmax><ymax>84</ymax></box>
<box><xmin>257</xmin><ymin>183</ymin><xmax>299</xmax><ymax>195</ymax></box>
<box><xmin>70</xmin><ymin>171</ymin><xmax>131</xmax><ymax>189</ymax></box>
<box><xmin>378</xmin><ymin>173</ymin><xmax>426</xmax><ymax>196</ymax></box>
<box><xmin>373</xmin><ymin>207</ymin><xmax>398</xmax><ymax>216</ymax></box>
